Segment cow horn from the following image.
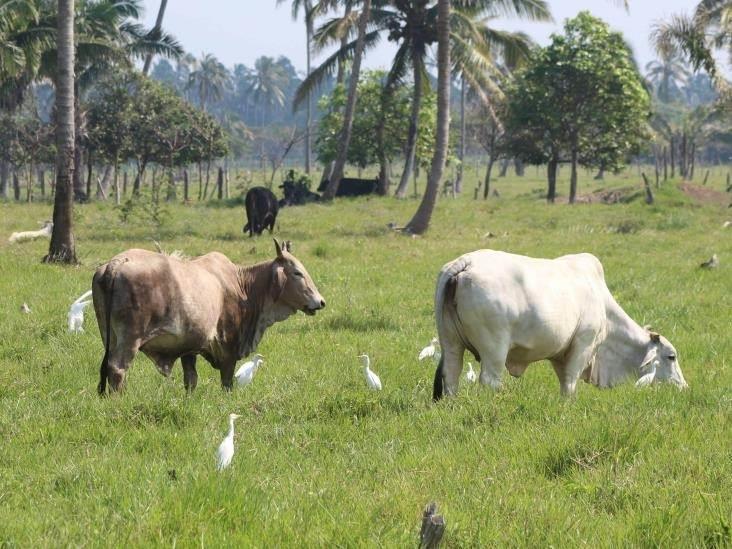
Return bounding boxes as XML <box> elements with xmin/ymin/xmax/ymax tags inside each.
<box><xmin>284</xmin><ymin>240</ymin><xmax>292</xmax><ymax>252</ymax></box>
<box><xmin>649</xmin><ymin>331</ymin><xmax>661</xmax><ymax>343</ymax></box>
<box><xmin>273</xmin><ymin>238</ymin><xmax>283</xmax><ymax>258</ymax></box>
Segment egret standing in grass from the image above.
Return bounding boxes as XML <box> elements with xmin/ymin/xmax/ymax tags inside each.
<box><xmin>418</xmin><ymin>337</ymin><xmax>439</xmax><ymax>362</ymax></box>
<box><xmin>216</xmin><ymin>413</ymin><xmax>242</xmax><ymax>471</ymax></box>
<box><xmin>67</xmin><ymin>290</ymin><xmax>93</xmax><ymax>333</ymax></box>
<box><xmin>235</xmin><ymin>354</ymin><xmax>264</xmax><ymax>387</ymax></box>
<box><xmin>358</xmin><ymin>354</ymin><xmax>382</xmax><ymax>390</ymax></box>
<box><xmin>465</xmin><ymin>362</ymin><xmax>477</xmax><ymax>383</ymax></box>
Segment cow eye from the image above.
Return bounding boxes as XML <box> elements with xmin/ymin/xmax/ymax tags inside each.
<box><xmin>668</xmin><ymin>355</ymin><xmax>676</xmax><ymax>361</ymax></box>
<box><xmin>293</xmin><ymin>270</ymin><xmax>303</xmax><ymax>278</ymax></box>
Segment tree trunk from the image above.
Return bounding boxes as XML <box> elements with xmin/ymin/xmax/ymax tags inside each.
<box><xmin>376</xmin><ymin>109</ymin><xmax>390</xmax><ymax>195</ymax></box>
<box><xmin>455</xmin><ymin>75</ymin><xmax>466</xmax><ymax>194</ymax></box>
<box><xmin>217</xmin><ymin>166</ymin><xmax>224</xmax><ymax>199</ymax></box>
<box><xmin>142</xmin><ymin>0</ymin><xmax>168</xmax><ymax>75</ymax></box>
<box><xmin>114</xmin><ymin>162</ymin><xmax>120</xmax><ymax>205</ymax></box>
<box><xmin>514</xmin><ymin>159</ymin><xmax>524</xmax><ymax>177</ymax></box>
<box><xmin>680</xmin><ymin>132</ymin><xmax>687</xmax><ymax>178</ymax></box>
<box><xmin>39</xmin><ymin>168</ymin><xmax>45</xmax><ymax>197</ymax></box>
<box><xmin>669</xmin><ymin>136</ymin><xmax>676</xmax><ymax>178</ymax></box>
<box><xmin>395</xmin><ymin>50</ymin><xmax>424</xmax><ymax>198</ymax></box>
<box><xmin>498</xmin><ymin>158</ymin><xmax>509</xmax><ymax>177</ymax></box>
<box><xmin>663</xmin><ymin>146</ymin><xmax>668</xmax><ymax>181</ymax></box>
<box><xmin>13</xmin><ymin>172</ymin><xmax>20</xmax><ymax>201</ymax></box>
<box><xmin>26</xmin><ymin>163</ymin><xmax>33</xmax><ymax>203</ymax></box>
<box><xmin>123</xmin><ymin>169</ymin><xmax>127</xmax><ymax>196</ymax></box>
<box><xmin>547</xmin><ymin>156</ymin><xmax>558</xmax><ymax>203</ymax></box>
<box><xmin>689</xmin><ymin>142</ymin><xmax>695</xmax><ymax>179</ymax></box>
<box><xmin>183</xmin><ymin>169</ymin><xmax>189</xmax><ymax>202</ymax></box>
<box><xmin>0</xmin><ymin>161</ymin><xmax>8</xmax><ymax>198</ymax></box>
<box><xmin>404</xmin><ymin>0</ymin><xmax>450</xmax><ymax>234</ymax></box>
<box><xmin>594</xmin><ymin>167</ymin><xmax>605</xmax><ymax>180</ymax></box>
<box><xmin>45</xmin><ymin>0</ymin><xmax>77</xmax><ymax>264</ymax></box>
<box><xmin>569</xmin><ymin>147</ymin><xmax>578</xmax><ymax>204</ymax></box>
<box><xmin>323</xmin><ymin>0</ymin><xmax>372</xmax><ymax>201</ymax></box>
<box><xmin>97</xmin><ymin>164</ymin><xmax>112</xmax><ymax>199</ymax></box>
<box><xmin>85</xmin><ymin>151</ymin><xmax>93</xmax><ymax>199</ymax></box>
<box><xmin>304</xmin><ymin>15</ymin><xmax>313</xmax><ymax>174</ymax></box>
<box><xmin>482</xmin><ymin>156</ymin><xmax>495</xmax><ymax>200</ymax></box>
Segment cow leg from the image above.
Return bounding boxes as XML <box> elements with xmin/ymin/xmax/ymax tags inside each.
<box><xmin>219</xmin><ymin>360</ymin><xmax>235</xmax><ymax>391</ymax></box>
<box><xmin>552</xmin><ymin>337</ymin><xmax>598</xmax><ymax>396</ymax></box>
<box><xmin>439</xmin><ymin>344</ymin><xmax>465</xmax><ymax>397</ymax></box>
<box><xmin>476</xmin><ymin>337</ymin><xmax>510</xmax><ymax>390</ymax></box>
<box><xmin>181</xmin><ymin>354</ymin><xmax>198</xmax><ymax>393</ymax></box>
<box><xmin>107</xmin><ymin>339</ymin><xmax>140</xmax><ymax>392</ymax></box>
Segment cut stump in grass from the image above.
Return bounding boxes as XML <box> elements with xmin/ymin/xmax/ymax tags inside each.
<box><xmin>419</xmin><ymin>501</ymin><xmax>445</xmax><ymax>548</ymax></box>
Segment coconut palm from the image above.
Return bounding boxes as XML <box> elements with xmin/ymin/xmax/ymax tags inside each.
<box><xmin>404</xmin><ymin>0</ymin><xmax>449</xmax><ymax>233</ymax></box>
<box><xmin>645</xmin><ymin>53</ymin><xmax>691</xmax><ymax>102</ymax></box>
<box><xmin>247</xmin><ymin>55</ymin><xmax>288</xmax><ymax>125</ymax></box>
<box><xmin>297</xmin><ymin>0</ymin><xmax>551</xmax><ymax>197</ymax></box>
<box><xmin>277</xmin><ymin>0</ymin><xmax>316</xmax><ymax>172</ymax></box>
<box><xmin>652</xmin><ymin>0</ymin><xmax>732</xmax><ymax>79</ymax></box>
<box><xmin>321</xmin><ymin>0</ymin><xmax>371</xmax><ymax>199</ymax></box>
<box><xmin>142</xmin><ymin>0</ymin><xmax>168</xmax><ymax>75</ymax></box>
<box><xmin>45</xmin><ymin>0</ymin><xmax>76</xmax><ymax>264</ymax></box>
<box><xmin>187</xmin><ymin>53</ymin><xmax>229</xmax><ymax>112</ymax></box>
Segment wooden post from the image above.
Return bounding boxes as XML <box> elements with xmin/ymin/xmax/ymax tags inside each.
<box><xmin>114</xmin><ymin>165</ymin><xmax>120</xmax><ymax>205</ymax></box>
<box><xmin>39</xmin><ymin>168</ymin><xmax>45</xmax><ymax>197</ymax></box>
<box><xmin>217</xmin><ymin>166</ymin><xmax>224</xmax><ymax>200</ymax></box>
<box><xmin>726</xmin><ymin>172</ymin><xmax>731</xmax><ymax>192</ymax></box>
<box><xmin>27</xmin><ymin>163</ymin><xmax>33</xmax><ymax>202</ymax></box>
<box><xmin>642</xmin><ymin>172</ymin><xmax>654</xmax><ymax>205</ymax></box>
<box><xmin>183</xmin><ymin>169</ymin><xmax>189</xmax><ymax>202</ymax></box>
<box><xmin>663</xmin><ymin>146</ymin><xmax>668</xmax><ymax>181</ymax></box>
<box><xmin>13</xmin><ymin>172</ymin><xmax>20</xmax><ymax>200</ymax></box>
<box><xmin>123</xmin><ymin>170</ymin><xmax>128</xmax><ymax>197</ymax></box>
<box><xmin>419</xmin><ymin>502</ymin><xmax>445</xmax><ymax>549</ymax></box>
<box><xmin>702</xmin><ymin>170</ymin><xmax>710</xmax><ymax>185</ymax></box>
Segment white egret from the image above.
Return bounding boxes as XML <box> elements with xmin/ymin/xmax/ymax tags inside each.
<box><xmin>700</xmin><ymin>254</ymin><xmax>719</xmax><ymax>269</ymax></box>
<box><xmin>358</xmin><ymin>354</ymin><xmax>382</xmax><ymax>390</ymax></box>
<box><xmin>465</xmin><ymin>362</ymin><xmax>477</xmax><ymax>383</ymax></box>
<box><xmin>68</xmin><ymin>290</ymin><xmax>93</xmax><ymax>333</ymax></box>
<box><xmin>216</xmin><ymin>413</ymin><xmax>242</xmax><ymax>471</ymax></box>
<box><xmin>20</xmin><ymin>303</ymin><xmax>31</xmax><ymax>314</ymax></box>
<box><xmin>418</xmin><ymin>337</ymin><xmax>439</xmax><ymax>361</ymax></box>
<box><xmin>235</xmin><ymin>354</ymin><xmax>264</xmax><ymax>387</ymax></box>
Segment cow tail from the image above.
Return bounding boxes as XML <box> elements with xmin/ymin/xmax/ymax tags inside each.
<box><xmin>96</xmin><ymin>260</ymin><xmax>123</xmax><ymax>395</ymax></box>
<box><xmin>433</xmin><ymin>257</ymin><xmax>478</xmax><ymax>401</ymax></box>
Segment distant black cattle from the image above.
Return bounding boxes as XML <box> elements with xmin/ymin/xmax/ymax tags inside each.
<box><xmin>317</xmin><ymin>177</ymin><xmax>377</xmax><ymax>197</ymax></box>
<box><xmin>279</xmin><ymin>180</ymin><xmax>322</xmax><ymax>207</ymax></box>
<box><xmin>243</xmin><ymin>187</ymin><xmax>279</xmax><ymax>237</ymax></box>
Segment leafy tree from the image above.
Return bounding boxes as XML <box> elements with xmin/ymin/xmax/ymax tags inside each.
<box><xmin>187</xmin><ymin>52</ymin><xmax>229</xmax><ymax>112</ymax></box>
<box><xmin>645</xmin><ymin>53</ymin><xmax>690</xmax><ymax>103</ymax></box>
<box><xmin>315</xmin><ymin>71</ymin><xmax>436</xmax><ymax>191</ymax></box>
<box><xmin>504</xmin><ymin>12</ymin><xmax>650</xmax><ymax>203</ymax></box>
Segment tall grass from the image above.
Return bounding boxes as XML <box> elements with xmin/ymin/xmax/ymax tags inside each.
<box><xmin>0</xmin><ymin>169</ymin><xmax>730</xmax><ymax>546</ymax></box>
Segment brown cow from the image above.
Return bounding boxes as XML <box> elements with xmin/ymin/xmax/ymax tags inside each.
<box><xmin>92</xmin><ymin>240</ymin><xmax>325</xmax><ymax>394</ymax></box>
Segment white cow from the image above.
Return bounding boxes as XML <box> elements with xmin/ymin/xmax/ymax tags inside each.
<box><xmin>432</xmin><ymin>250</ymin><xmax>687</xmax><ymax>399</ymax></box>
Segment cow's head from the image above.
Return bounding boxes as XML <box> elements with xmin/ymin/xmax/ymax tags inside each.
<box><xmin>638</xmin><ymin>331</ymin><xmax>687</xmax><ymax>388</ymax></box>
<box><xmin>271</xmin><ymin>239</ymin><xmax>326</xmax><ymax>315</ymax></box>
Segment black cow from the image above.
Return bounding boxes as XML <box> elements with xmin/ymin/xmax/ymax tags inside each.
<box><xmin>243</xmin><ymin>187</ymin><xmax>279</xmax><ymax>237</ymax></box>
<box><xmin>317</xmin><ymin>177</ymin><xmax>377</xmax><ymax>197</ymax></box>
<box><xmin>279</xmin><ymin>180</ymin><xmax>322</xmax><ymax>206</ymax></box>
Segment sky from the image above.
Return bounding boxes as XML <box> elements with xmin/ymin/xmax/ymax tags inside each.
<box><xmin>140</xmin><ymin>0</ymin><xmax>699</xmax><ymax>75</ymax></box>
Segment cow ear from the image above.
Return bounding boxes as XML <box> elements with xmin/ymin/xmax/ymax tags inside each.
<box><xmin>270</xmin><ymin>263</ymin><xmax>286</xmax><ymax>301</ymax></box>
<box><xmin>649</xmin><ymin>331</ymin><xmax>661</xmax><ymax>344</ymax></box>
<box><xmin>273</xmin><ymin>238</ymin><xmax>283</xmax><ymax>258</ymax></box>
<box><xmin>640</xmin><ymin>346</ymin><xmax>658</xmax><ymax>369</ymax></box>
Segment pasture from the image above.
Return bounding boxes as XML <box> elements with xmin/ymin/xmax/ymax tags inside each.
<box><xmin>1</xmin><ymin>168</ymin><xmax>730</xmax><ymax>546</ymax></box>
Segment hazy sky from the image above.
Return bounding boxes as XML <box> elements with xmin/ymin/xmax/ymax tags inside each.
<box><xmin>140</xmin><ymin>1</ymin><xmax>698</xmax><ymax>74</ymax></box>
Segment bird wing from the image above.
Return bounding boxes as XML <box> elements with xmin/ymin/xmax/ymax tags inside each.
<box><xmin>235</xmin><ymin>361</ymin><xmax>253</xmax><ymax>378</ymax></box>
<box><xmin>369</xmin><ymin>371</ymin><xmax>382</xmax><ymax>390</ymax></box>
<box><xmin>418</xmin><ymin>346</ymin><xmax>434</xmax><ymax>361</ymax></box>
<box><xmin>72</xmin><ymin>290</ymin><xmax>93</xmax><ymax>305</ymax></box>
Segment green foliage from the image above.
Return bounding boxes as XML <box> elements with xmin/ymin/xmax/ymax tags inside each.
<box><xmin>316</xmin><ymin>71</ymin><xmax>436</xmax><ymax>169</ymax></box>
<box><xmin>0</xmin><ymin>168</ymin><xmax>730</xmax><ymax>545</ymax></box>
<box><xmin>505</xmin><ymin>12</ymin><xmax>651</xmax><ymax>172</ymax></box>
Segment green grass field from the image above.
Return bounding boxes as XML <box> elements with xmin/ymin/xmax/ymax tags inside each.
<box><xmin>1</xmin><ymin>167</ymin><xmax>730</xmax><ymax>546</ymax></box>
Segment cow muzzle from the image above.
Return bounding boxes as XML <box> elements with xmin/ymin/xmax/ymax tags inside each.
<box><xmin>303</xmin><ymin>298</ymin><xmax>326</xmax><ymax>316</ymax></box>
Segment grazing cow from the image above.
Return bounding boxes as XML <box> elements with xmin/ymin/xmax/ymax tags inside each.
<box><xmin>92</xmin><ymin>240</ymin><xmax>325</xmax><ymax>394</ymax></box>
<box><xmin>432</xmin><ymin>249</ymin><xmax>687</xmax><ymax>400</ymax></box>
<box><xmin>317</xmin><ymin>177</ymin><xmax>377</xmax><ymax>197</ymax></box>
<box><xmin>243</xmin><ymin>187</ymin><xmax>279</xmax><ymax>237</ymax></box>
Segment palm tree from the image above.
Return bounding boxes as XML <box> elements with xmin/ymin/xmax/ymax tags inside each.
<box><xmin>299</xmin><ymin>0</ymin><xmax>551</xmax><ymax>198</ymax></box>
<box><xmin>247</xmin><ymin>56</ymin><xmax>288</xmax><ymax>125</ymax></box>
<box><xmin>321</xmin><ymin>0</ymin><xmax>371</xmax><ymax>200</ymax></box>
<box><xmin>277</xmin><ymin>0</ymin><xmax>315</xmax><ymax>173</ymax></box>
<box><xmin>45</xmin><ymin>0</ymin><xmax>76</xmax><ymax>264</ymax></box>
<box><xmin>652</xmin><ymin>0</ymin><xmax>732</xmax><ymax>79</ymax></box>
<box><xmin>404</xmin><ymin>0</ymin><xmax>449</xmax><ymax>233</ymax></box>
<box><xmin>187</xmin><ymin>53</ymin><xmax>229</xmax><ymax>112</ymax></box>
<box><xmin>142</xmin><ymin>0</ymin><xmax>168</xmax><ymax>75</ymax></box>
<box><xmin>645</xmin><ymin>53</ymin><xmax>690</xmax><ymax>102</ymax></box>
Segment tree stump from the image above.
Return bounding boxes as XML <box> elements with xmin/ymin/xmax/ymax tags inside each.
<box><xmin>642</xmin><ymin>173</ymin><xmax>654</xmax><ymax>205</ymax></box>
<box><xmin>419</xmin><ymin>501</ymin><xmax>445</xmax><ymax>548</ymax></box>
